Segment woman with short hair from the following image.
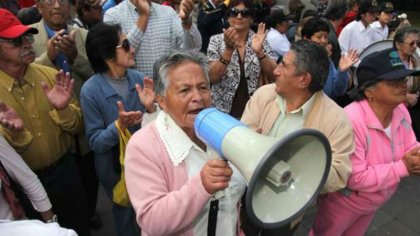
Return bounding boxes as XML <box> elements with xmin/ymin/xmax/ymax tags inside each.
<box><xmin>80</xmin><ymin>23</ymin><xmax>155</xmax><ymax>236</ymax></box>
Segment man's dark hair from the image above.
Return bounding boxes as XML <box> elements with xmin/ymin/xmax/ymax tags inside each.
<box><xmin>86</xmin><ymin>23</ymin><xmax>121</xmax><ymax>73</ymax></box>
<box><xmin>290</xmin><ymin>40</ymin><xmax>330</xmax><ymax>92</ymax></box>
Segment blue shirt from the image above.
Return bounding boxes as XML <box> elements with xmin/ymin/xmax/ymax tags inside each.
<box><xmin>323</xmin><ymin>59</ymin><xmax>350</xmax><ymax>100</ymax></box>
<box><xmin>80</xmin><ymin>69</ymin><xmax>145</xmax><ymax>195</ymax></box>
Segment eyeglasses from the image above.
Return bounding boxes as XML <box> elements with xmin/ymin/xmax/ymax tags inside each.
<box><xmin>228</xmin><ymin>8</ymin><xmax>252</xmax><ymax>18</ymax></box>
<box><xmin>401</xmin><ymin>41</ymin><xmax>420</xmax><ymax>47</ymax></box>
<box><xmin>116</xmin><ymin>38</ymin><xmax>130</xmax><ymax>52</ymax></box>
<box><xmin>41</xmin><ymin>0</ymin><xmax>69</xmax><ymax>6</ymax></box>
<box><xmin>0</xmin><ymin>34</ymin><xmax>34</xmax><ymax>47</ymax></box>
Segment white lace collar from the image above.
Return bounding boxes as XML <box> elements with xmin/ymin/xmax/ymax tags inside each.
<box><xmin>155</xmin><ymin>111</ymin><xmax>205</xmax><ymax>166</ymax></box>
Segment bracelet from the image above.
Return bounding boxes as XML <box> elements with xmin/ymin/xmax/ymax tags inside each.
<box><xmin>219</xmin><ymin>56</ymin><xmax>230</xmax><ymax>65</ymax></box>
<box><xmin>258</xmin><ymin>54</ymin><xmax>267</xmax><ymax>61</ymax></box>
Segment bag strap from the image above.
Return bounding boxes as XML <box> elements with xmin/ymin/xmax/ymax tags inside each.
<box><xmin>207</xmin><ymin>199</ymin><xmax>219</xmax><ymax>236</ymax></box>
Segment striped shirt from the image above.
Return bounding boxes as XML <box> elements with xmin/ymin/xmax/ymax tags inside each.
<box><xmin>104</xmin><ymin>0</ymin><xmax>202</xmax><ymax>76</ymax></box>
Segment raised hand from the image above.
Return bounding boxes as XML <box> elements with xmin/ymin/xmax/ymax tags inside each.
<box><xmin>179</xmin><ymin>0</ymin><xmax>195</xmax><ymax>21</ymax></box>
<box><xmin>131</xmin><ymin>0</ymin><xmax>150</xmax><ymax>15</ymax></box>
<box><xmin>0</xmin><ymin>101</ymin><xmax>24</xmax><ymax>132</ymax></box>
<box><xmin>116</xmin><ymin>101</ymin><xmax>143</xmax><ymax>131</ymax></box>
<box><xmin>200</xmin><ymin>159</ymin><xmax>233</xmax><ymax>195</ymax></box>
<box><xmin>338</xmin><ymin>49</ymin><xmax>359</xmax><ymax>72</ymax></box>
<box><xmin>135</xmin><ymin>77</ymin><xmax>156</xmax><ymax>112</ymax></box>
<box><xmin>41</xmin><ymin>70</ymin><xmax>75</xmax><ymax>111</ymax></box>
<box><xmin>223</xmin><ymin>27</ymin><xmax>239</xmax><ymax>50</ymax></box>
<box><xmin>251</xmin><ymin>23</ymin><xmax>268</xmax><ymax>55</ymax></box>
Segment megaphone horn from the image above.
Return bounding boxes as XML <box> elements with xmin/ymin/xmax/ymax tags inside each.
<box><xmin>194</xmin><ymin>108</ymin><xmax>331</xmax><ymax>229</ymax></box>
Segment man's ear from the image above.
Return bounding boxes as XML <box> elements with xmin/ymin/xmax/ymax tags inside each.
<box><xmin>299</xmin><ymin>72</ymin><xmax>312</xmax><ymax>89</ymax></box>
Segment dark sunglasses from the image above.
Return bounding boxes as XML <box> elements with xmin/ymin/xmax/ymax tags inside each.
<box><xmin>228</xmin><ymin>8</ymin><xmax>252</xmax><ymax>18</ymax></box>
<box><xmin>0</xmin><ymin>34</ymin><xmax>34</xmax><ymax>47</ymax></box>
<box><xmin>116</xmin><ymin>38</ymin><xmax>130</xmax><ymax>52</ymax></box>
<box><xmin>401</xmin><ymin>40</ymin><xmax>420</xmax><ymax>47</ymax></box>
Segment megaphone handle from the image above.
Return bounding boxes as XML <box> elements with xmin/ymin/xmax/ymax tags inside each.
<box><xmin>207</xmin><ymin>146</ymin><xmax>226</xmax><ymax>199</ymax></box>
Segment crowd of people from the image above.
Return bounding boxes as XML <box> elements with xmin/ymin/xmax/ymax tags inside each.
<box><xmin>0</xmin><ymin>0</ymin><xmax>419</xmax><ymax>235</ymax></box>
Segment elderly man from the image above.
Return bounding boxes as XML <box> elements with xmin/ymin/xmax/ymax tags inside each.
<box><xmin>104</xmin><ymin>0</ymin><xmax>202</xmax><ymax>76</ymax></box>
<box><xmin>32</xmin><ymin>0</ymin><xmax>99</xmax><ymax>228</ymax></box>
<box><xmin>0</xmin><ymin>9</ymin><xmax>90</xmax><ymax>236</ymax></box>
<box><xmin>240</xmin><ymin>40</ymin><xmax>355</xmax><ymax>236</ymax></box>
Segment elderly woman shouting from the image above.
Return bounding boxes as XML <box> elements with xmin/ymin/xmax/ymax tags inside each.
<box><xmin>125</xmin><ymin>51</ymin><xmax>247</xmax><ymax>236</ymax></box>
<box><xmin>310</xmin><ymin>49</ymin><xmax>420</xmax><ymax>236</ymax></box>
<box><xmin>80</xmin><ymin>23</ymin><xmax>155</xmax><ymax>236</ymax></box>
<box><xmin>207</xmin><ymin>0</ymin><xmax>277</xmax><ymax>118</ymax></box>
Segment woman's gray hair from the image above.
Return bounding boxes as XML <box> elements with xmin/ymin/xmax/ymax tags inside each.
<box><xmin>153</xmin><ymin>50</ymin><xmax>210</xmax><ymax>96</ymax></box>
<box><xmin>393</xmin><ymin>27</ymin><xmax>420</xmax><ymax>48</ymax></box>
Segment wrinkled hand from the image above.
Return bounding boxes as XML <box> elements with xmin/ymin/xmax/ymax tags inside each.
<box><xmin>407</xmin><ymin>92</ymin><xmax>419</xmax><ymax>107</ymax></box>
<box><xmin>116</xmin><ymin>101</ymin><xmax>143</xmax><ymax>131</ymax></box>
<box><xmin>179</xmin><ymin>0</ymin><xmax>194</xmax><ymax>21</ymax></box>
<box><xmin>131</xmin><ymin>0</ymin><xmax>150</xmax><ymax>15</ymax></box>
<box><xmin>47</xmin><ymin>31</ymin><xmax>61</xmax><ymax>62</ymax></box>
<box><xmin>251</xmin><ymin>23</ymin><xmax>268</xmax><ymax>55</ymax></box>
<box><xmin>0</xmin><ymin>101</ymin><xmax>24</xmax><ymax>132</ymax></box>
<box><xmin>135</xmin><ymin>77</ymin><xmax>156</xmax><ymax>112</ymax></box>
<box><xmin>223</xmin><ymin>27</ymin><xmax>238</xmax><ymax>50</ymax></box>
<box><xmin>402</xmin><ymin>146</ymin><xmax>420</xmax><ymax>176</ymax></box>
<box><xmin>201</xmin><ymin>159</ymin><xmax>233</xmax><ymax>195</ymax></box>
<box><xmin>338</xmin><ymin>49</ymin><xmax>359</xmax><ymax>72</ymax></box>
<box><xmin>54</xmin><ymin>30</ymin><xmax>78</xmax><ymax>64</ymax></box>
<box><xmin>40</xmin><ymin>70</ymin><xmax>74</xmax><ymax>111</ymax></box>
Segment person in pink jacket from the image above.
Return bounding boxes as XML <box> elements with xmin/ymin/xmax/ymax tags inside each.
<box><xmin>125</xmin><ymin>51</ymin><xmax>247</xmax><ymax>236</ymax></box>
<box><xmin>310</xmin><ymin>48</ymin><xmax>420</xmax><ymax>236</ymax></box>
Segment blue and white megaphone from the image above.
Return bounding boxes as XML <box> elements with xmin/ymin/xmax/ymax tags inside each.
<box><xmin>194</xmin><ymin>108</ymin><xmax>331</xmax><ymax>229</ymax></box>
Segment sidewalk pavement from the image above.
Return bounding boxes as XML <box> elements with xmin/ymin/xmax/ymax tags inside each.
<box><xmin>92</xmin><ymin>176</ymin><xmax>420</xmax><ymax>236</ymax></box>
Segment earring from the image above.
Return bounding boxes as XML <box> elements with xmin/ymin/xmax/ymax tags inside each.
<box><xmin>368</xmin><ymin>97</ymin><xmax>373</xmax><ymax>102</ymax></box>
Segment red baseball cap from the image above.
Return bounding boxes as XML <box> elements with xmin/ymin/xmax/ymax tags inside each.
<box><xmin>0</xmin><ymin>9</ymin><xmax>38</xmax><ymax>39</ymax></box>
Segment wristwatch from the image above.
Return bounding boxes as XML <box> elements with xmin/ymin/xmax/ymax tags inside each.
<box><xmin>46</xmin><ymin>214</ymin><xmax>58</xmax><ymax>223</ymax></box>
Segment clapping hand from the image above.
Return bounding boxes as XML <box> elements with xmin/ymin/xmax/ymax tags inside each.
<box><xmin>41</xmin><ymin>70</ymin><xmax>74</xmax><ymax>111</ymax></box>
<box><xmin>338</xmin><ymin>49</ymin><xmax>359</xmax><ymax>72</ymax></box>
<box><xmin>116</xmin><ymin>101</ymin><xmax>143</xmax><ymax>131</ymax></box>
<box><xmin>251</xmin><ymin>23</ymin><xmax>268</xmax><ymax>55</ymax></box>
<box><xmin>179</xmin><ymin>0</ymin><xmax>195</xmax><ymax>21</ymax></box>
<box><xmin>223</xmin><ymin>27</ymin><xmax>239</xmax><ymax>50</ymax></box>
<box><xmin>0</xmin><ymin>101</ymin><xmax>24</xmax><ymax>132</ymax></box>
<box><xmin>135</xmin><ymin>77</ymin><xmax>156</xmax><ymax>113</ymax></box>
<box><xmin>131</xmin><ymin>0</ymin><xmax>150</xmax><ymax>15</ymax></box>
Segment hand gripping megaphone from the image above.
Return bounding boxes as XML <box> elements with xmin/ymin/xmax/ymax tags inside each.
<box><xmin>194</xmin><ymin>108</ymin><xmax>331</xmax><ymax>229</ymax></box>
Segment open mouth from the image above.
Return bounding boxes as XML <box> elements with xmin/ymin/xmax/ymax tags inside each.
<box><xmin>188</xmin><ymin>107</ymin><xmax>204</xmax><ymax>115</ymax></box>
